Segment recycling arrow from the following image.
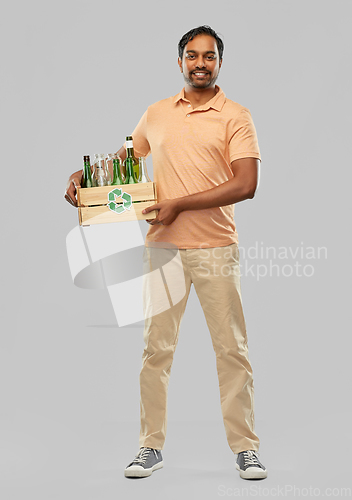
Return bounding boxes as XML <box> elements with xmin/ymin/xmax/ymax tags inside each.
<box><xmin>107</xmin><ymin>188</ymin><xmax>132</xmax><ymax>214</ymax></box>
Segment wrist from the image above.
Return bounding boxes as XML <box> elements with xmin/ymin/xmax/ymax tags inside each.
<box><xmin>70</xmin><ymin>171</ymin><xmax>83</xmax><ymax>182</ymax></box>
<box><xmin>176</xmin><ymin>197</ymin><xmax>186</xmax><ymax>213</ymax></box>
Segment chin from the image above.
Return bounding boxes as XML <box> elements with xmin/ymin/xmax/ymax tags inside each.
<box><xmin>186</xmin><ymin>75</ymin><xmax>218</xmax><ymax>89</ymax></box>
<box><xmin>187</xmin><ymin>78</ymin><xmax>212</xmax><ymax>89</ymax></box>
<box><xmin>194</xmin><ymin>82</ymin><xmax>213</xmax><ymax>89</ymax></box>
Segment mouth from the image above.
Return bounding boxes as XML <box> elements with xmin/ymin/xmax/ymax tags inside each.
<box><xmin>192</xmin><ymin>71</ymin><xmax>210</xmax><ymax>78</ymax></box>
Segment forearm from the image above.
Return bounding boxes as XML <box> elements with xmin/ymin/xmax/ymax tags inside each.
<box><xmin>116</xmin><ymin>146</ymin><xmax>126</xmax><ymax>162</ymax></box>
<box><xmin>69</xmin><ymin>169</ymin><xmax>83</xmax><ymax>182</ymax></box>
<box><xmin>177</xmin><ymin>176</ymin><xmax>255</xmax><ymax>213</ymax></box>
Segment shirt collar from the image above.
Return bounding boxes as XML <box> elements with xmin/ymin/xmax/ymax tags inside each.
<box><xmin>173</xmin><ymin>85</ymin><xmax>226</xmax><ymax>112</ymax></box>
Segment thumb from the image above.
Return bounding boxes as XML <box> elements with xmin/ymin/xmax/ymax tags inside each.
<box><xmin>142</xmin><ymin>203</ymin><xmax>158</xmax><ymax>214</ymax></box>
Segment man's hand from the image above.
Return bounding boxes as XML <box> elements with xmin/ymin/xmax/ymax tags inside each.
<box><xmin>64</xmin><ymin>147</ymin><xmax>126</xmax><ymax>208</ymax></box>
<box><xmin>143</xmin><ymin>199</ymin><xmax>182</xmax><ymax>225</ymax></box>
<box><xmin>64</xmin><ymin>176</ymin><xmax>81</xmax><ymax>207</ymax></box>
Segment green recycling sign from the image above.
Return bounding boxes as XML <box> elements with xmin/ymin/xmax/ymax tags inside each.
<box><xmin>107</xmin><ymin>188</ymin><xmax>132</xmax><ymax>215</ymax></box>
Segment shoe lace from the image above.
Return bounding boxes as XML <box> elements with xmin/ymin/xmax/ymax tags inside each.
<box><xmin>243</xmin><ymin>450</ymin><xmax>260</xmax><ymax>466</ymax></box>
<box><xmin>133</xmin><ymin>447</ymin><xmax>158</xmax><ymax>464</ymax></box>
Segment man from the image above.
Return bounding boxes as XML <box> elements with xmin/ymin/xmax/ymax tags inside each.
<box><xmin>65</xmin><ymin>25</ymin><xmax>267</xmax><ymax>480</ymax></box>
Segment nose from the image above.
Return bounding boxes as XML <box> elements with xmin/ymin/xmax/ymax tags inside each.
<box><xmin>195</xmin><ymin>56</ymin><xmax>207</xmax><ymax>68</ymax></box>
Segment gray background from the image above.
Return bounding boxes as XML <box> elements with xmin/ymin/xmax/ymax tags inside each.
<box><xmin>1</xmin><ymin>0</ymin><xmax>351</xmax><ymax>498</ymax></box>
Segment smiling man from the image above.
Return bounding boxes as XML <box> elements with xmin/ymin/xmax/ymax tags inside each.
<box><xmin>65</xmin><ymin>25</ymin><xmax>267</xmax><ymax>480</ymax></box>
<box><xmin>180</xmin><ymin>37</ymin><xmax>222</xmax><ymax>90</ymax></box>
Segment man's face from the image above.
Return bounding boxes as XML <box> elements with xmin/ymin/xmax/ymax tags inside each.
<box><xmin>178</xmin><ymin>34</ymin><xmax>222</xmax><ymax>89</ymax></box>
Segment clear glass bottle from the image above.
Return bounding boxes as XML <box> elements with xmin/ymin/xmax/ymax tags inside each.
<box><xmin>138</xmin><ymin>156</ymin><xmax>151</xmax><ymax>183</ymax></box>
<box><xmin>93</xmin><ymin>153</ymin><xmax>110</xmax><ymax>187</ymax></box>
<box><xmin>104</xmin><ymin>154</ymin><xmax>113</xmax><ymax>185</ymax></box>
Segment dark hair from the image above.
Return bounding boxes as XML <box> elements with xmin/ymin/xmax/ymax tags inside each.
<box><xmin>178</xmin><ymin>26</ymin><xmax>224</xmax><ymax>60</ymax></box>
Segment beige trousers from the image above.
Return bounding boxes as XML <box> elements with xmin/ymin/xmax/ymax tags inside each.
<box><xmin>139</xmin><ymin>243</ymin><xmax>260</xmax><ymax>454</ymax></box>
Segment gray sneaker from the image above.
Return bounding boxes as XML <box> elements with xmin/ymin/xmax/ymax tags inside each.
<box><xmin>236</xmin><ymin>450</ymin><xmax>267</xmax><ymax>479</ymax></box>
<box><xmin>124</xmin><ymin>447</ymin><xmax>163</xmax><ymax>478</ymax></box>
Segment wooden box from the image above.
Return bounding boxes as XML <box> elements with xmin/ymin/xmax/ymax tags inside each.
<box><xmin>77</xmin><ymin>182</ymin><xmax>157</xmax><ymax>226</ymax></box>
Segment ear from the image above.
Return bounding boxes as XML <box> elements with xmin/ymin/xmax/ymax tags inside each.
<box><xmin>178</xmin><ymin>57</ymin><xmax>183</xmax><ymax>73</ymax></box>
<box><xmin>219</xmin><ymin>58</ymin><xmax>223</xmax><ymax>70</ymax></box>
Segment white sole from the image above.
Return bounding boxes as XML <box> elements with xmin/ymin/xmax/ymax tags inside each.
<box><xmin>236</xmin><ymin>463</ymin><xmax>267</xmax><ymax>479</ymax></box>
<box><xmin>124</xmin><ymin>460</ymin><xmax>164</xmax><ymax>478</ymax></box>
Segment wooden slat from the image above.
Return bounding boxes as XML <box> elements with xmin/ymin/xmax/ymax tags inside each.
<box><xmin>77</xmin><ymin>182</ymin><xmax>156</xmax><ymax>207</ymax></box>
<box><xmin>78</xmin><ymin>201</ymin><xmax>157</xmax><ymax>226</ymax></box>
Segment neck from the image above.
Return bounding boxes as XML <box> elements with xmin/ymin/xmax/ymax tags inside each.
<box><xmin>184</xmin><ymin>84</ymin><xmax>218</xmax><ymax>108</ymax></box>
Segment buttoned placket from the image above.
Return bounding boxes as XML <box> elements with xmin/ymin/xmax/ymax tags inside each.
<box><xmin>181</xmin><ymin>100</ymin><xmax>193</xmax><ymax>118</ymax></box>
<box><xmin>173</xmin><ymin>86</ymin><xmax>225</xmax><ymax>115</ymax></box>
<box><xmin>179</xmin><ymin>95</ymin><xmax>222</xmax><ymax>119</ymax></box>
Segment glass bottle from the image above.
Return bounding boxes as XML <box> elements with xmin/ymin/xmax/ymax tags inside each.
<box><xmin>93</xmin><ymin>153</ymin><xmax>109</xmax><ymax>187</ymax></box>
<box><xmin>138</xmin><ymin>156</ymin><xmax>151</xmax><ymax>183</ymax></box>
<box><xmin>104</xmin><ymin>153</ymin><xmax>113</xmax><ymax>185</ymax></box>
<box><xmin>123</xmin><ymin>136</ymin><xmax>139</xmax><ymax>179</ymax></box>
<box><xmin>82</xmin><ymin>155</ymin><xmax>94</xmax><ymax>188</ymax></box>
<box><xmin>111</xmin><ymin>155</ymin><xmax>124</xmax><ymax>185</ymax></box>
<box><xmin>124</xmin><ymin>157</ymin><xmax>138</xmax><ymax>184</ymax></box>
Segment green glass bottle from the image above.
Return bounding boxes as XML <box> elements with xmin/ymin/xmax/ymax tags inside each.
<box><xmin>123</xmin><ymin>136</ymin><xmax>139</xmax><ymax>179</ymax></box>
<box><xmin>111</xmin><ymin>156</ymin><xmax>124</xmax><ymax>185</ymax></box>
<box><xmin>124</xmin><ymin>157</ymin><xmax>138</xmax><ymax>184</ymax></box>
<box><xmin>82</xmin><ymin>155</ymin><xmax>94</xmax><ymax>188</ymax></box>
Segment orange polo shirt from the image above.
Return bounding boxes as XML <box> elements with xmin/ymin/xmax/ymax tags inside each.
<box><xmin>130</xmin><ymin>86</ymin><xmax>261</xmax><ymax>249</ymax></box>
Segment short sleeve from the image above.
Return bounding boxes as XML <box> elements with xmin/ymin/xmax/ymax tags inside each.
<box><xmin>228</xmin><ymin>108</ymin><xmax>261</xmax><ymax>163</ymax></box>
<box><xmin>125</xmin><ymin>109</ymin><xmax>151</xmax><ymax>157</ymax></box>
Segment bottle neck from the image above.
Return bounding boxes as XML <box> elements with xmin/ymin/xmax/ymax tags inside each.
<box><xmin>126</xmin><ymin>139</ymin><xmax>134</xmax><ymax>158</ymax></box>
<box><xmin>125</xmin><ymin>157</ymin><xmax>135</xmax><ymax>180</ymax></box>
<box><xmin>126</xmin><ymin>147</ymin><xmax>134</xmax><ymax>158</ymax></box>
<box><xmin>84</xmin><ymin>161</ymin><xmax>91</xmax><ymax>177</ymax></box>
<box><xmin>113</xmin><ymin>159</ymin><xmax>121</xmax><ymax>172</ymax></box>
<box><xmin>125</xmin><ymin>157</ymin><xmax>132</xmax><ymax>172</ymax></box>
<box><xmin>95</xmin><ymin>158</ymin><xmax>105</xmax><ymax>170</ymax></box>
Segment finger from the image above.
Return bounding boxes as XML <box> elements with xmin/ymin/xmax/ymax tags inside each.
<box><xmin>145</xmin><ymin>216</ymin><xmax>162</xmax><ymax>224</ymax></box>
<box><xmin>149</xmin><ymin>220</ymin><xmax>163</xmax><ymax>225</ymax></box>
<box><xmin>142</xmin><ymin>205</ymin><xmax>159</xmax><ymax>214</ymax></box>
<box><xmin>64</xmin><ymin>194</ymin><xmax>75</xmax><ymax>206</ymax></box>
<box><xmin>64</xmin><ymin>194</ymin><xmax>72</xmax><ymax>205</ymax></box>
<box><xmin>64</xmin><ymin>193</ymin><xmax>77</xmax><ymax>207</ymax></box>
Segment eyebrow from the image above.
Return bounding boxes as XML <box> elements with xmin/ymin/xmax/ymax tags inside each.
<box><xmin>186</xmin><ymin>50</ymin><xmax>216</xmax><ymax>55</ymax></box>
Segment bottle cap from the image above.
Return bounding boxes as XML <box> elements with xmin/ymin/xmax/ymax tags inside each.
<box><xmin>83</xmin><ymin>155</ymin><xmax>90</xmax><ymax>161</ymax></box>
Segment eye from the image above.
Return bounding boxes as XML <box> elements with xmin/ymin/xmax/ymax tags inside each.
<box><xmin>186</xmin><ymin>54</ymin><xmax>195</xmax><ymax>59</ymax></box>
